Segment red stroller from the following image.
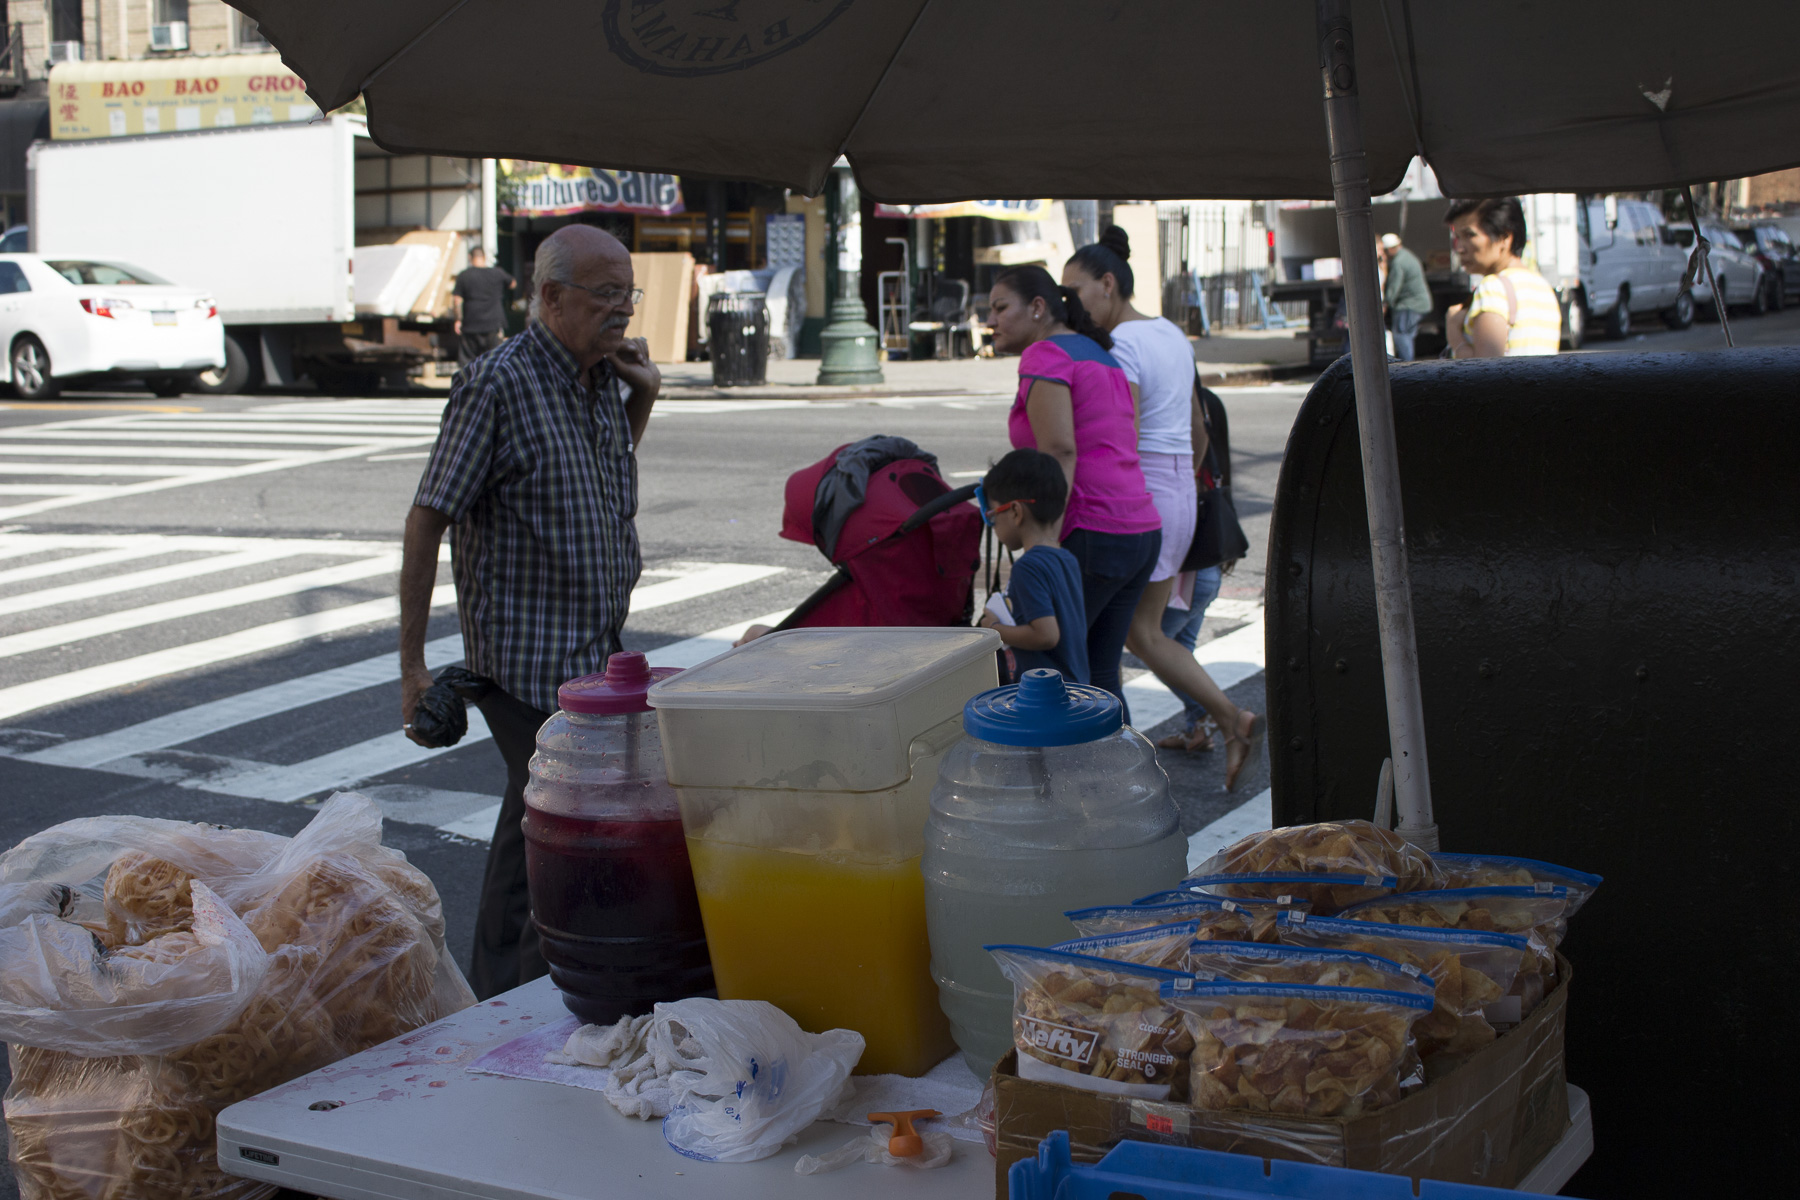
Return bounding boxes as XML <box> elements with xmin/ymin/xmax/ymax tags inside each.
<box><xmin>771</xmin><ymin>436</ymin><xmax>984</xmax><ymax>631</ymax></box>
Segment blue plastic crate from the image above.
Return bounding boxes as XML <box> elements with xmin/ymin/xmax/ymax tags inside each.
<box><xmin>1009</xmin><ymin>1131</ymin><xmax>1568</xmax><ymax>1200</ymax></box>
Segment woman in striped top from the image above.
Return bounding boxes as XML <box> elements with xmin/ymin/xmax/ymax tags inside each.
<box><xmin>1444</xmin><ymin>197</ymin><xmax>1561</xmax><ymax>357</ymax></box>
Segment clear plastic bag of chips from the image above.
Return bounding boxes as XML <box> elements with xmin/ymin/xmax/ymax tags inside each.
<box><xmin>0</xmin><ymin>792</ymin><xmax>474</xmax><ymax>1200</ymax></box>
<box><xmin>1185</xmin><ymin>821</ymin><xmax>1444</xmax><ymax>913</ymax></box>
<box><xmin>987</xmin><ymin>946</ymin><xmax>1192</xmax><ymax>1100</ymax></box>
<box><xmin>1185</xmin><ymin>940</ymin><xmax>1434</xmax><ymax>999</ymax></box>
<box><xmin>1432</xmin><ymin>853</ymin><xmax>1601</xmax><ymax>918</ymax></box>
<box><xmin>1272</xmin><ymin>911</ymin><xmax>1528</xmax><ymax>1065</ymax></box>
<box><xmin>1163</xmin><ymin>978</ymin><xmax>1434</xmax><ymax>1118</ymax></box>
<box><xmin>1052</xmin><ymin>923</ymin><xmax>1201</xmax><ymax>971</ymax></box>
<box><xmin>1335</xmin><ymin>886</ymin><xmax>1568</xmax><ymax>1016</ymax></box>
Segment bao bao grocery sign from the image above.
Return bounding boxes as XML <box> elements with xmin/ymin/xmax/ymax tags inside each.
<box><xmin>502</xmin><ymin>164</ymin><xmax>685</xmax><ymax>217</ymax></box>
<box><xmin>50</xmin><ymin>55</ymin><xmax>320</xmax><ymax>140</ymax></box>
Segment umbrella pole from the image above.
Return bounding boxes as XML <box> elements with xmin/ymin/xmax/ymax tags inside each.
<box><xmin>1315</xmin><ymin>0</ymin><xmax>1438</xmax><ymax>850</ymax></box>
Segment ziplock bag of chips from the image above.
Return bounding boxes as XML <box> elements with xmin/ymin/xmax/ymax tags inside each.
<box><xmin>1432</xmin><ymin>853</ymin><xmax>1601</xmax><ymax>918</ymax></box>
<box><xmin>1335</xmin><ymin>886</ymin><xmax>1569</xmax><ymax>1015</ymax></box>
<box><xmin>1272</xmin><ymin>911</ymin><xmax>1528</xmax><ymax>1063</ymax></box>
<box><xmin>1163</xmin><ymin>978</ymin><xmax>1433</xmax><ymax>1118</ymax></box>
<box><xmin>1066</xmin><ymin>899</ymin><xmax>1227</xmax><ymax>937</ymax></box>
<box><xmin>1185</xmin><ymin>940</ymin><xmax>1434</xmax><ymax>998</ymax></box>
<box><xmin>1052</xmin><ymin>922</ymin><xmax>1201</xmax><ymax>970</ymax></box>
<box><xmin>1188</xmin><ymin>820</ymin><xmax>1443</xmax><ymax>907</ymax></box>
<box><xmin>986</xmin><ymin>946</ymin><xmax>1193</xmax><ymax>1100</ymax></box>
<box><xmin>1179</xmin><ymin>870</ymin><xmax>1401</xmax><ymax>916</ymax></box>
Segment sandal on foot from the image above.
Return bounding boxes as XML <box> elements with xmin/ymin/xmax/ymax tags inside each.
<box><xmin>1224</xmin><ymin>711</ymin><xmax>1265</xmax><ymax>792</ymax></box>
<box><xmin>1157</xmin><ymin>726</ymin><xmax>1216</xmax><ymax>753</ymax></box>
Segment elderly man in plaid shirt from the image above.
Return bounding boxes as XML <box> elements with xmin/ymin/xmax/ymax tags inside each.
<box><xmin>397</xmin><ymin>224</ymin><xmax>660</xmax><ymax>998</ymax></box>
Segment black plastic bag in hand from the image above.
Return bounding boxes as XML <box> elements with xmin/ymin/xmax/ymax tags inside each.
<box><xmin>409</xmin><ymin>667</ymin><xmax>492</xmax><ymax>748</ymax></box>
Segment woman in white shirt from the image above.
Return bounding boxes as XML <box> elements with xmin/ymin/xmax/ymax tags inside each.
<box><xmin>1064</xmin><ymin>226</ymin><xmax>1263</xmax><ymax>790</ymax></box>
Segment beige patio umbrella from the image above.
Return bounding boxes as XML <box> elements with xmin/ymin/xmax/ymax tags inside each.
<box><xmin>236</xmin><ymin>0</ymin><xmax>1800</xmax><ymax>847</ymax></box>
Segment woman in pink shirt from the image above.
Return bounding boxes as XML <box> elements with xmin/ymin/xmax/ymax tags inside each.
<box><xmin>989</xmin><ymin>264</ymin><xmax>1160</xmax><ymax>719</ymax></box>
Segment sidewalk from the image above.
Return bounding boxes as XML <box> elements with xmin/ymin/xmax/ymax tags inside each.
<box><xmin>658</xmin><ymin>327</ymin><xmax>1313</xmax><ymax>399</ymax></box>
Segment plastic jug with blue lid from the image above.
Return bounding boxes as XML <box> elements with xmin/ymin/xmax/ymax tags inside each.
<box><xmin>922</xmin><ymin>669</ymin><xmax>1187</xmax><ymax>1073</ymax></box>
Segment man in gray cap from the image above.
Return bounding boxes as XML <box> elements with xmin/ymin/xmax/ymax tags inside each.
<box><xmin>1380</xmin><ymin>232</ymin><xmax>1433</xmax><ymax>360</ymax></box>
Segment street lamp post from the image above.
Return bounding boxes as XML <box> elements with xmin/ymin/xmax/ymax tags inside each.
<box><xmin>816</xmin><ymin>162</ymin><xmax>884</xmax><ymax>385</ymax></box>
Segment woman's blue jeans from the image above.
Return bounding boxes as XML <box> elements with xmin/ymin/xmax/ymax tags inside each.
<box><xmin>1059</xmin><ymin>526</ymin><xmax>1160</xmax><ymax>724</ymax></box>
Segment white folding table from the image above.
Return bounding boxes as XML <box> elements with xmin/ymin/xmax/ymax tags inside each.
<box><xmin>217</xmin><ymin>977</ymin><xmax>1592</xmax><ymax>1199</ymax></box>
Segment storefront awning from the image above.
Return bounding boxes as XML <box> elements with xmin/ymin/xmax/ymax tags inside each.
<box><xmin>49</xmin><ymin>53</ymin><xmax>320</xmax><ymax>140</ymax></box>
<box><xmin>499</xmin><ymin>162</ymin><xmax>684</xmax><ymax>217</ymax></box>
<box><xmin>873</xmin><ymin>199</ymin><xmax>1051</xmax><ymax>221</ymax></box>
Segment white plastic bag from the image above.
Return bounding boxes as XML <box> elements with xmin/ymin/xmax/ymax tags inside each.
<box><xmin>654</xmin><ymin>998</ymin><xmax>864</xmax><ymax>1163</ymax></box>
<box><xmin>0</xmin><ymin>879</ymin><xmax>269</xmax><ymax>1057</ymax></box>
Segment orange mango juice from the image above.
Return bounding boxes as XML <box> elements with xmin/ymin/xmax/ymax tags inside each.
<box><xmin>685</xmin><ymin>838</ymin><xmax>954</xmax><ymax>1077</ymax></box>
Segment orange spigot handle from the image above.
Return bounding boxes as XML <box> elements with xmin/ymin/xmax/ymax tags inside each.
<box><xmin>867</xmin><ymin>1109</ymin><xmax>939</xmax><ymax>1158</ymax></box>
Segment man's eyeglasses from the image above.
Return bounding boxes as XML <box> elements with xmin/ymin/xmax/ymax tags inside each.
<box><xmin>561</xmin><ymin>282</ymin><xmax>645</xmax><ymax>306</ymax></box>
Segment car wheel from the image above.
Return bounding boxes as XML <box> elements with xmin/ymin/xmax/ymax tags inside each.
<box><xmin>10</xmin><ymin>335</ymin><xmax>59</xmax><ymax>400</ymax></box>
<box><xmin>1663</xmin><ymin>290</ymin><xmax>1695</xmax><ymax>330</ymax></box>
<box><xmin>193</xmin><ymin>334</ymin><xmax>251</xmax><ymax>395</ymax></box>
<box><xmin>1749</xmin><ymin>279</ymin><xmax>1771</xmax><ymax>317</ymax></box>
<box><xmin>1770</xmin><ymin>276</ymin><xmax>1786</xmax><ymax>312</ymax></box>
<box><xmin>1603</xmin><ymin>289</ymin><xmax>1631</xmax><ymax>339</ymax></box>
<box><xmin>149</xmin><ymin>374</ymin><xmax>199</xmax><ymax>398</ymax></box>
<box><xmin>1563</xmin><ymin>296</ymin><xmax>1585</xmax><ymax>350</ymax></box>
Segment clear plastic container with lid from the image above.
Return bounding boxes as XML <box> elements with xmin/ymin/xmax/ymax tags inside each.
<box><xmin>647</xmin><ymin>626</ymin><xmax>999</xmax><ymax>1076</ymax></box>
<box><xmin>522</xmin><ymin>652</ymin><xmax>714</xmax><ymax>1025</ymax></box>
<box><xmin>923</xmin><ymin>668</ymin><xmax>1188</xmax><ymax>1073</ymax></box>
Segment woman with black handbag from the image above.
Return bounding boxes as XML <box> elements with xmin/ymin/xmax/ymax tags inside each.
<box><xmin>1157</xmin><ymin>386</ymin><xmax>1251</xmax><ymax>751</ymax></box>
<box><xmin>1064</xmin><ymin>227</ymin><xmax>1263</xmax><ymax>790</ymax></box>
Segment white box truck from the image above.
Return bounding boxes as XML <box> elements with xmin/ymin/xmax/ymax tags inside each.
<box><xmin>28</xmin><ymin>115</ymin><xmax>495</xmax><ymax>393</ymax></box>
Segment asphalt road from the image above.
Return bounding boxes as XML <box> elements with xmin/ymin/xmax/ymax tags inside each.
<box><xmin>1</xmin><ymin>300</ymin><xmax>1793</xmax><ymax>1198</ymax></box>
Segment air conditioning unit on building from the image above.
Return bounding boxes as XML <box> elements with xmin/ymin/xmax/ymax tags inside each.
<box><xmin>48</xmin><ymin>41</ymin><xmax>82</xmax><ymax>64</ymax></box>
<box><xmin>150</xmin><ymin>23</ymin><xmax>189</xmax><ymax>52</ymax></box>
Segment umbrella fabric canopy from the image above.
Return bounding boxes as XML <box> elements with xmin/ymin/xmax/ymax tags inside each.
<box><xmin>239</xmin><ymin>0</ymin><xmax>1795</xmax><ymax>849</ymax></box>
<box><xmin>239</xmin><ymin>0</ymin><xmax>1800</xmax><ymax>202</ymax></box>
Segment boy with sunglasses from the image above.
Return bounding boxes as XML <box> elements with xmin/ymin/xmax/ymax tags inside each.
<box><xmin>978</xmin><ymin>449</ymin><xmax>1089</xmax><ymax>684</ymax></box>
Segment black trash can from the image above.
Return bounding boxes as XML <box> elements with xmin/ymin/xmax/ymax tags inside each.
<box><xmin>707</xmin><ymin>293</ymin><xmax>770</xmax><ymax>387</ymax></box>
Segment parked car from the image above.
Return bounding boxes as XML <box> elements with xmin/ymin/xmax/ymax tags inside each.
<box><xmin>0</xmin><ymin>225</ymin><xmax>26</xmax><ymax>254</ymax></box>
<box><xmin>0</xmin><ymin>255</ymin><xmax>225</xmax><ymax>399</ymax></box>
<box><xmin>1668</xmin><ymin>223</ymin><xmax>1768</xmax><ymax>317</ymax></box>
<box><xmin>1732</xmin><ymin>222</ymin><xmax>1799</xmax><ymax>307</ymax></box>
<box><xmin>1575</xmin><ymin>196</ymin><xmax>1693</xmax><ymax>339</ymax></box>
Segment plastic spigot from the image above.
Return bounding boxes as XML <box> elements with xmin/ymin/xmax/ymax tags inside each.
<box><xmin>867</xmin><ymin>1109</ymin><xmax>939</xmax><ymax>1158</ymax></box>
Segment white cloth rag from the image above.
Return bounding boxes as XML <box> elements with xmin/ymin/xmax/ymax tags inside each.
<box><xmin>547</xmin><ymin>1012</ymin><xmax>678</xmax><ymax>1120</ymax></box>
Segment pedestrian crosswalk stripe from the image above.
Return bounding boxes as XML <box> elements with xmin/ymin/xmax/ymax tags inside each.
<box><xmin>0</xmin><ymin>462</ymin><xmax>194</xmax><ymax>476</ymax></box>
<box><xmin>0</xmin><ymin>545</ymin><xmax>306</xmax><ymax>617</ymax></box>
<box><xmin>3</xmin><ymin>429</ymin><xmax>431</xmax><ymax>446</ymax></box>
<box><xmin>0</xmin><ymin>401</ymin><xmax>444</xmax><ymax>521</ymax></box>
<box><xmin>23</xmin><ymin>634</ymin><xmax>468</xmax><ymax>769</ymax></box>
<box><xmin>0</xmin><ymin>584</ymin><xmax>457</xmax><ymax>721</ymax></box>
<box><xmin>199</xmin><ymin>711</ymin><xmax>495</xmax><ymax>805</ymax></box>
<box><xmin>0</xmin><ymin>545</ymin><xmax>172</xmax><ymax>586</ymax></box>
<box><xmin>0</xmin><ymin>553</ymin><xmax>406</xmax><ymax>658</ymax></box>
<box><xmin>0</xmin><ymin>443</ymin><xmax>303</xmax><ymax>459</ymax></box>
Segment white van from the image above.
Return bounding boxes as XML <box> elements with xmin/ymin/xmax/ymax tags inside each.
<box><xmin>1574</xmin><ymin>197</ymin><xmax>1692</xmax><ymax>339</ymax></box>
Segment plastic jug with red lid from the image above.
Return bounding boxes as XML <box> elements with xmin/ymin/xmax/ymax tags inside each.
<box><xmin>523</xmin><ymin>652</ymin><xmax>714</xmax><ymax>1024</ymax></box>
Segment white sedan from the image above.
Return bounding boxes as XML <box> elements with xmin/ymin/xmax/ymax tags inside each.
<box><xmin>0</xmin><ymin>255</ymin><xmax>226</xmax><ymax>399</ymax></box>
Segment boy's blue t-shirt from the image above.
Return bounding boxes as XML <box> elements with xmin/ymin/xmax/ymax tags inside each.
<box><xmin>1004</xmin><ymin>544</ymin><xmax>1089</xmax><ymax>684</ymax></box>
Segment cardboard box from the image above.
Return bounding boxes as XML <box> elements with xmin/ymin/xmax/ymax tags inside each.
<box><xmin>626</xmin><ymin>251</ymin><xmax>695</xmax><ymax>363</ymax></box>
<box><xmin>994</xmin><ymin>958</ymin><xmax>1571</xmax><ymax>1197</ymax></box>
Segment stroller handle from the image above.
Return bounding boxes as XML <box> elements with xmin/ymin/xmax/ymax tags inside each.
<box><xmin>897</xmin><ymin>481</ymin><xmax>979</xmax><ymax>537</ymax></box>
